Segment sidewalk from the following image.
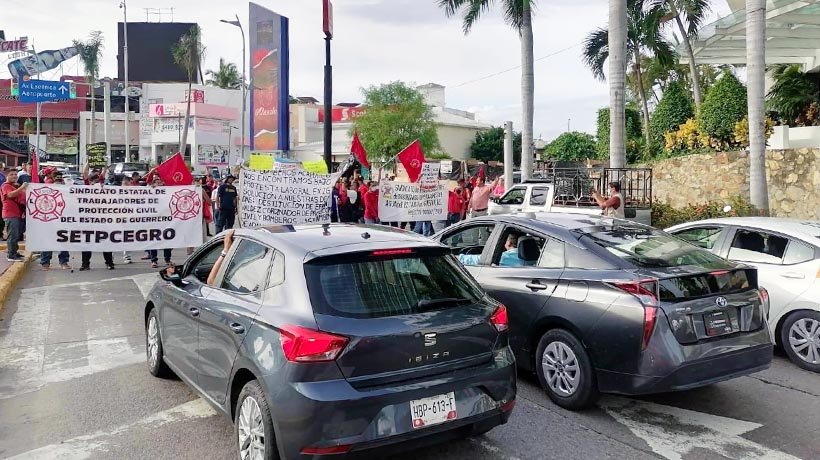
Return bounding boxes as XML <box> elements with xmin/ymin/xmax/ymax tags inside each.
<box><xmin>0</xmin><ymin>250</ymin><xmax>32</xmax><ymax>314</ymax></box>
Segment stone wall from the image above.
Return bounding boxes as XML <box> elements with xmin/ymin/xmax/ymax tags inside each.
<box><xmin>645</xmin><ymin>149</ymin><xmax>820</xmax><ymax>220</ymax></box>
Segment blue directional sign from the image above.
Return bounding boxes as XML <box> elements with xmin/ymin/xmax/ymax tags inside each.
<box><xmin>18</xmin><ymin>80</ymin><xmax>72</xmax><ymax>103</ymax></box>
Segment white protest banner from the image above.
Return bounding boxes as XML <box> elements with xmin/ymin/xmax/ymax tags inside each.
<box><xmin>419</xmin><ymin>162</ymin><xmax>441</xmax><ymax>189</ymax></box>
<box><xmin>239</xmin><ymin>168</ymin><xmax>342</xmax><ymax>227</ymax></box>
<box><xmin>378</xmin><ymin>181</ymin><xmax>447</xmax><ymax>222</ymax></box>
<box><xmin>26</xmin><ymin>184</ymin><xmax>203</xmax><ymax>252</ymax></box>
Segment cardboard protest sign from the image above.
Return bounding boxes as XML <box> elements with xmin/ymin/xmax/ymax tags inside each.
<box><xmin>249</xmin><ymin>154</ymin><xmax>274</xmax><ymax>171</ymax></box>
<box><xmin>86</xmin><ymin>142</ymin><xmax>108</xmax><ymax>168</ymax></box>
<box><xmin>302</xmin><ymin>160</ymin><xmax>329</xmax><ymax>175</ymax></box>
<box><xmin>378</xmin><ymin>181</ymin><xmax>447</xmax><ymax>222</ymax></box>
<box><xmin>26</xmin><ymin>184</ymin><xmax>203</xmax><ymax>252</ymax></box>
<box><xmin>419</xmin><ymin>163</ymin><xmax>441</xmax><ymax>189</ymax></box>
<box><xmin>239</xmin><ymin>168</ymin><xmax>342</xmax><ymax>227</ymax></box>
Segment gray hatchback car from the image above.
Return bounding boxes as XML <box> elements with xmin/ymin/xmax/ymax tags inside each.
<box><xmin>433</xmin><ymin>213</ymin><xmax>774</xmax><ymax>409</ymax></box>
<box><xmin>144</xmin><ymin>224</ymin><xmax>516</xmax><ymax>459</ymax></box>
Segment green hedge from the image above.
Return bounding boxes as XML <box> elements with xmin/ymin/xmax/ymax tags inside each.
<box><xmin>650</xmin><ymin>81</ymin><xmax>693</xmax><ymax>149</ymax></box>
<box><xmin>652</xmin><ymin>196</ymin><xmax>756</xmax><ymax>229</ymax></box>
<box><xmin>697</xmin><ymin>71</ymin><xmax>747</xmax><ymax>146</ymax></box>
<box><xmin>596</xmin><ymin>107</ymin><xmax>644</xmax><ymax>163</ymax></box>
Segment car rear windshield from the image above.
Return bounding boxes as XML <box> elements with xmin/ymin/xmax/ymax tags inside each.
<box><xmin>581</xmin><ymin>225</ymin><xmax>734</xmax><ymax>269</ymax></box>
<box><xmin>304</xmin><ymin>251</ymin><xmax>485</xmax><ymax>319</ymax></box>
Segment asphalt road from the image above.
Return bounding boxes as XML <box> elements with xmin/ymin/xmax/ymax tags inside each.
<box><xmin>1</xmin><ymin>257</ymin><xmax>819</xmax><ymax>460</ymax></box>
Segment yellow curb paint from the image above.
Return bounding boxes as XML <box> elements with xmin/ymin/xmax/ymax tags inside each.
<box><xmin>0</xmin><ymin>255</ymin><xmax>32</xmax><ymax>316</ymax></box>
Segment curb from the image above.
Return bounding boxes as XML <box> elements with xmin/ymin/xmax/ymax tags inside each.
<box><xmin>0</xmin><ymin>254</ymin><xmax>32</xmax><ymax>316</ymax></box>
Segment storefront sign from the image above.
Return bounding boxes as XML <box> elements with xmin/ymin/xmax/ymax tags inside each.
<box><xmin>153</xmin><ymin>117</ymin><xmax>193</xmax><ymax>133</ymax></box>
<box><xmin>149</xmin><ymin>103</ymin><xmax>186</xmax><ymax>118</ymax></box>
<box><xmin>46</xmin><ymin>136</ymin><xmax>79</xmax><ymax>155</ymax></box>
<box><xmin>378</xmin><ymin>181</ymin><xmax>447</xmax><ymax>222</ymax></box>
<box><xmin>185</xmin><ymin>89</ymin><xmax>205</xmax><ymax>103</ymax></box>
<box><xmin>0</xmin><ymin>38</ymin><xmax>28</xmax><ymax>53</ymax></box>
<box><xmin>316</xmin><ymin>106</ymin><xmax>366</xmax><ymax>123</ymax></box>
<box><xmin>198</xmin><ymin>145</ymin><xmax>229</xmax><ymax>165</ymax></box>
<box><xmin>239</xmin><ymin>168</ymin><xmax>341</xmax><ymax>226</ymax></box>
<box><xmin>26</xmin><ymin>184</ymin><xmax>203</xmax><ymax>252</ymax></box>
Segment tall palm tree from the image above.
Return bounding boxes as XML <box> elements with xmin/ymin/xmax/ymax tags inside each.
<box><xmin>746</xmin><ymin>0</ymin><xmax>768</xmax><ymax>213</ymax></box>
<box><xmin>73</xmin><ymin>31</ymin><xmax>104</xmax><ymax>145</ymax></box>
<box><xmin>439</xmin><ymin>0</ymin><xmax>536</xmax><ymax>180</ymax></box>
<box><xmin>655</xmin><ymin>0</ymin><xmax>710</xmax><ymax>108</ymax></box>
<box><xmin>172</xmin><ymin>25</ymin><xmax>206</xmax><ymax>155</ymax></box>
<box><xmin>584</xmin><ymin>0</ymin><xmax>675</xmax><ymax>148</ymax></box>
<box><xmin>609</xmin><ymin>0</ymin><xmax>628</xmax><ymax>168</ymax></box>
<box><xmin>206</xmin><ymin>58</ymin><xmax>242</xmax><ymax>89</ymax></box>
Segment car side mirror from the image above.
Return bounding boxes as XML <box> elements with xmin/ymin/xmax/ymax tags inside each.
<box><xmin>492</xmin><ymin>196</ymin><xmax>500</xmax><ymax>203</ymax></box>
<box><xmin>160</xmin><ymin>266</ymin><xmax>185</xmax><ymax>286</ymax></box>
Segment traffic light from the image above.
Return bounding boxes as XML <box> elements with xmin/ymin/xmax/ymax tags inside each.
<box><xmin>69</xmin><ymin>82</ymin><xmax>77</xmax><ymax>99</ymax></box>
<box><xmin>10</xmin><ymin>80</ymin><xmax>18</xmax><ymax>97</ymax></box>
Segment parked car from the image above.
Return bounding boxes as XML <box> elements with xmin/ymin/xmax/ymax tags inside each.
<box><xmin>432</xmin><ymin>213</ymin><xmax>773</xmax><ymax>409</ymax></box>
<box><xmin>667</xmin><ymin>217</ymin><xmax>820</xmax><ymax>372</ymax></box>
<box><xmin>144</xmin><ymin>225</ymin><xmax>516</xmax><ymax>459</ymax></box>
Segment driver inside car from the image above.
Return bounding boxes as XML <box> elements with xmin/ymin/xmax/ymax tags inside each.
<box><xmin>458</xmin><ymin>234</ymin><xmax>529</xmax><ymax>267</ymax></box>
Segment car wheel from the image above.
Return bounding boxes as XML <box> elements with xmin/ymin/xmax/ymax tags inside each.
<box><xmin>235</xmin><ymin>381</ymin><xmax>279</xmax><ymax>460</ymax></box>
<box><xmin>780</xmin><ymin>311</ymin><xmax>820</xmax><ymax>373</ymax></box>
<box><xmin>145</xmin><ymin>309</ymin><xmax>171</xmax><ymax>378</ymax></box>
<box><xmin>535</xmin><ymin>329</ymin><xmax>599</xmax><ymax>410</ymax></box>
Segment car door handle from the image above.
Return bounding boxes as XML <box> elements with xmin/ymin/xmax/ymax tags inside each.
<box><xmin>229</xmin><ymin>323</ymin><xmax>246</xmax><ymax>334</ymax></box>
<box><xmin>188</xmin><ymin>307</ymin><xmax>200</xmax><ymax>317</ymax></box>
<box><xmin>526</xmin><ymin>281</ymin><xmax>549</xmax><ymax>291</ymax></box>
<box><xmin>781</xmin><ymin>272</ymin><xmax>805</xmax><ymax>279</ymax></box>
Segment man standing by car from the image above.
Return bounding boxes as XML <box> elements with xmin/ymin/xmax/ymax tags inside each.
<box><xmin>592</xmin><ymin>182</ymin><xmax>625</xmax><ymax>219</ymax></box>
<box><xmin>215</xmin><ymin>175</ymin><xmax>238</xmax><ymax>233</ymax></box>
<box><xmin>1</xmin><ymin>170</ymin><xmax>27</xmax><ymax>262</ymax></box>
<box><xmin>467</xmin><ymin>175</ymin><xmax>499</xmax><ymax>218</ymax></box>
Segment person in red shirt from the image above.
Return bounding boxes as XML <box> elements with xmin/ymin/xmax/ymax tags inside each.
<box><xmin>1</xmin><ymin>169</ymin><xmax>27</xmax><ymax>262</ymax></box>
<box><xmin>363</xmin><ymin>181</ymin><xmax>380</xmax><ymax>224</ymax></box>
<box><xmin>447</xmin><ymin>186</ymin><xmax>466</xmax><ymax>227</ymax></box>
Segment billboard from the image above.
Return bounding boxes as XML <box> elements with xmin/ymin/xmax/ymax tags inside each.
<box><xmin>118</xmin><ymin>22</ymin><xmax>197</xmax><ymax>82</ymax></box>
<box><xmin>249</xmin><ymin>3</ymin><xmax>289</xmax><ymax>152</ymax></box>
<box><xmin>7</xmin><ymin>47</ymin><xmax>79</xmax><ymax>80</ymax></box>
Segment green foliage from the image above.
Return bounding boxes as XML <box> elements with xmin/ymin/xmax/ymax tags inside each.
<box><xmin>697</xmin><ymin>70</ymin><xmax>747</xmax><ymax>144</ymax></box>
<box><xmin>426</xmin><ymin>151</ymin><xmax>452</xmax><ymax>160</ymax></box>
<box><xmin>652</xmin><ymin>196</ymin><xmax>756</xmax><ymax>229</ymax></box>
<box><xmin>650</xmin><ymin>81</ymin><xmax>694</xmax><ymax>147</ymax></box>
<box><xmin>766</xmin><ymin>64</ymin><xmax>820</xmax><ymax>126</ymax></box>
<box><xmin>596</xmin><ymin>107</ymin><xmax>644</xmax><ymax>162</ymax></box>
<box><xmin>73</xmin><ymin>31</ymin><xmax>104</xmax><ymax>83</ymax></box>
<box><xmin>470</xmin><ymin>127</ymin><xmax>522</xmax><ymax>164</ymax></box>
<box><xmin>172</xmin><ymin>25</ymin><xmax>206</xmax><ymax>83</ymax></box>
<box><xmin>351</xmin><ymin>81</ymin><xmax>440</xmax><ymax>161</ymax></box>
<box><xmin>206</xmin><ymin>58</ymin><xmax>242</xmax><ymax>89</ymax></box>
<box><xmin>544</xmin><ymin>131</ymin><xmax>597</xmax><ymax>162</ymax></box>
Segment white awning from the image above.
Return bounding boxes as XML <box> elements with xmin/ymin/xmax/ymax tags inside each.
<box><xmin>682</xmin><ymin>0</ymin><xmax>820</xmax><ymax>71</ymax></box>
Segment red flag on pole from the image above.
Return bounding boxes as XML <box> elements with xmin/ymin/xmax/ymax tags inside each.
<box><xmin>397</xmin><ymin>140</ymin><xmax>425</xmax><ymax>183</ymax></box>
<box><xmin>153</xmin><ymin>152</ymin><xmax>194</xmax><ymax>186</ymax></box>
<box><xmin>350</xmin><ymin>131</ymin><xmax>370</xmax><ymax>169</ymax></box>
<box><xmin>31</xmin><ymin>150</ymin><xmax>40</xmax><ymax>183</ymax></box>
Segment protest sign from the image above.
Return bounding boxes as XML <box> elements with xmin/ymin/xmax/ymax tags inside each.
<box><xmin>419</xmin><ymin>163</ymin><xmax>441</xmax><ymax>189</ymax></box>
<box><xmin>378</xmin><ymin>181</ymin><xmax>447</xmax><ymax>222</ymax></box>
<box><xmin>302</xmin><ymin>160</ymin><xmax>329</xmax><ymax>175</ymax></box>
<box><xmin>26</xmin><ymin>184</ymin><xmax>203</xmax><ymax>252</ymax></box>
<box><xmin>249</xmin><ymin>154</ymin><xmax>274</xmax><ymax>171</ymax></box>
<box><xmin>86</xmin><ymin>142</ymin><xmax>108</xmax><ymax>168</ymax></box>
<box><xmin>239</xmin><ymin>168</ymin><xmax>342</xmax><ymax>226</ymax></box>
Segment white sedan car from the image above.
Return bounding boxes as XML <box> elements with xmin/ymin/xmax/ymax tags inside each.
<box><xmin>667</xmin><ymin>218</ymin><xmax>820</xmax><ymax>372</ymax></box>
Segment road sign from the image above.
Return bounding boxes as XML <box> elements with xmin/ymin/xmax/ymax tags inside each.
<box><xmin>18</xmin><ymin>79</ymin><xmax>72</xmax><ymax>103</ymax></box>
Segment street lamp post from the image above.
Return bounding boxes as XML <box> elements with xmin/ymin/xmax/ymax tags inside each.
<box><xmin>120</xmin><ymin>0</ymin><xmax>130</xmax><ymax>162</ymax></box>
<box><xmin>323</xmin><ymin>0</ymin><xmax>334</xmax><ymax>172</ymax></box>
<box><xmin>220</xmin><ymin>15</ymin><xmax>246</xmax><ymax>165</ymax></box>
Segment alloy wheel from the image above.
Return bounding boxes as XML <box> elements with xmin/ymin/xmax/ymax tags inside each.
<box><xmin>238</xmin><ymin>396</ymin><xmax>265</xmax><ymax>460</ymax></box>
<box><xmin>147</xmin><ymin>316</ymin><xmax>159</xmax><ymax>370</ymax></box>
<box><xmin>542</xmin><ymin>341</ymin><xmax>580</xmax><ymax>397</ymax></box>
<box><xmin>789</xmin><ymin>317</ymin><xmax>820</xmax><ymax>365</ymax></box>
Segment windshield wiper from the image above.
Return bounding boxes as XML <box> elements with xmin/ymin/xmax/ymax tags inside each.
<box><xmin>417</xmin><ymin>297</ymin><xmax>469</xmax><ymax>311</ymax></box>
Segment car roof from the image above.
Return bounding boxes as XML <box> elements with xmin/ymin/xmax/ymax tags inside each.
<box><xmin>233</xmin><ymin>224</ymin><xmax>444</xmax><ymax>260</ymax></box>
<box><xmin>463</xmin><ymin>212</ymin><xmax>644</xmax><ymax>242</ymax></box>
<box><xmin>667</xmin><ymin>217</ymin><xmax>820</xmax><ymax>246</ymax></box>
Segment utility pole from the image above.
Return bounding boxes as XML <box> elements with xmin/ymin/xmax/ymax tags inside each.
<box><xmin>121</xmin><ymin>0</ymin><xmax>131</xmax><ymax>162</ymax></box>
<box><xmin>503</xmin><ymin>121</ymin><xmax>514</xmax><ymax>189</ymax></box>
<box><xmin>219</xmin><ymin>15</ymin><xmax>246</xmax><ymax>164</ymax></box>
<box><xmin>104</xmin><ymin>81</ymin><xmax>112</xmax><ymax>163</ymax></box>
<box><xmin>323</xmin><ymin>0</ymin><xmax>334</xmax><ymax>172</ymax></box>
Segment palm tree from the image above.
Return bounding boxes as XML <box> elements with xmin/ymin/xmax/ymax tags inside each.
<box><xmin>746</xmin><ymin>0</ymin><xmax>768</xmax><ymax>213</ymax></box>
<box><xmin>609</xmin><ymin>0</ymin><xmax>628</xmax><ymax>168</ymax></box>
<box><xmin>206</xmin><ymin>58</ymin><xmax>242</xmax><ymax>89</ymax></box>
<box><xmin>73</xmin><ymin>31</ymin><xmax>104</xmax><ymax>145</ymax></box>
<box><xmin>172</xmin><ymin>25</ymin><xmax>206</xmax><ymax>155</ymax></box>
<box><xmin>584</xmin><ymin>0</ymin><xmax>675</xmax><ymax>149</ymax></box>
<box><xmin>439</xmin><ymin>0</ymin><xmax>536</xmax><ymax>180</ymax></box>
<box><xmin>655</xmin><ymin>0</ymin><xmax>710</xmax><ymax>108</ymax></box>
<box><xmin>766</xmin><ymin>64</ymin><xmax>819</xmax><ymax>125</ymax></box>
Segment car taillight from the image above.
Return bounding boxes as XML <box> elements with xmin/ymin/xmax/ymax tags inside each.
<box><xmin>758</xmin><ymin>288</ymin><xmax>770</xmax><ymax>318</ymax></box>
<box><xmin>609</xmin><ymin>279</ymin><xmax>659</xmax><ymax>350</ymax></box>
<box><xmin>300</xmin><ymin>445</ymin><xmax>352</xmax><ymax>455</ymax></box>
<box><xmin>279</xmin><ymin>325</ymin><xmax>349</xmax><ymax>362</ymax></box>
<box><xmin>490</xmin><ymin>305</ymin><xmax>509</xmax><ymax>332</ymax></box>
<box><xmin>371</xmin><ymin>248</ymin><xmax>413</xmax><ymax>256</ymax></box>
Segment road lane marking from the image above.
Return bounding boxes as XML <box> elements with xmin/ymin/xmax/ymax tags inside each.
<box><xmin>600</xmin><ymin>397</ymin><xmax>801</xmax><ymax>460</ymax></box>
<box><xmin>19</xmin><ymin>273</ymin><xmax>158</xmax><ymax>297</ymax></box>
<box><xmin>7</xmin><ymin>399</ymin><xmax>217</xmax><ymax>459</ymax></box>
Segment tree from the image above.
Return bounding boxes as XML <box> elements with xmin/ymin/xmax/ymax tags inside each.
<box><xmin>596</xmin><ymin>107</ymin><xmax>644</xmax><ymax>163</ymax></box>
<box><xmin>73</xmin><ymin>31</ymin><xmax>104</xmax><ymax>145</ymax></box>
<box><xmin>584</xmin><ymin>0</ymin><xmax>675</xmax><ymax>148</ymax></box>
<box><xmin>766</xmin><ymin>64</ymin><xmax>820</xmax><ymax>126</ymax></box>
<box><xmin>351</xmin><ymin>81</ymin><xmax>440</xmax><ymax>162</ymax></box>
<box><xmin>697</xmin><ymin>70</ymin><xmax>747</xmax><ymax>145</ymax></box>
<box><xmin>172</xmin><ymin>25</ymin><xmax>206</xmax><ymax>155</ymax></box>
<box><xmin>205</xmin><ymin>58</ymin><xmax>241</xmax><ymax>89</ymax></box>
<box><xmin>649</xmin><ymin>81</ymin><xmax>693</xmax><ymax>147</ymax></box>
<box><xmin>608</xmin><ymin>0</ymin><xmax>628</xmax><ymax>168</ymax></box>
<box><xmin>544</xmin><ymin>132</ymin><xmax>597</xmax><ymax>162</ymax></box>
<box><xmin>439</xmin><ymin>0</ymin><xmax>536</xmax><ymax>180</ymax></box>
<box><xmin>746</xmin><ymin>0</ymin><xmax>768</xmax><ymax>213</ymax></box>
<box><xmin>655</xmin><ymin>0</ymin><xmax>710</xmax><ymax>108</ymax></box>
<box><xmin>470</xmin><ymin>126</ymin><xmax>522</xmax><ymax>164</ymax></box>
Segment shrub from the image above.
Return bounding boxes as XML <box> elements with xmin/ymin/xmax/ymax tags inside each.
<box><xmin>664</xmin><ymin>118</ymin><xmax>712</xmax><ymax>154</ymax></box>
<box><xmin>544</xmin><ymin>131</ymin><xmax>597</xmax><ymax>162</ymax></box>
<box><xmin>596</xmin><ymin>107</ymin><xmax>643</xmax><ymax>160</ymax></box>
<box><xmin>732</xmin><ymin>117</ymin><xmax>775</xmax><ymax>148</ymax></box>
<box><xmin>697</xmin><ymin>71</ymin><xmax>747</xmax><ymax>146</ymax></box>
<box><xmin>652</xmin><ymin>196</ymin><xmax>756</xmax><ymax>229</ymax></box>
<box><xmin>650</xmin><ymin>81</ymin><xmax>694</xmax><ymax>148</ymax></box>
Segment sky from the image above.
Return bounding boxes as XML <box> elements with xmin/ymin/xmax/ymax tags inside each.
<box><xmin>3</xmin><ymin>0</ymin><xmax>731</xmax><ymax>142</ymax></box>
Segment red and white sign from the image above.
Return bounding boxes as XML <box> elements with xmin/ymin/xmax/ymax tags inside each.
<box><xmin>185</xmin><ymin>89</ymin><xmax>205</xmax><ymax>103</ymax></box>
<box><xmin>323</xmin><ymin>0</ymin><xmax>334</xmax><ymax>38</ymax></box>
<box><xmin>317</xmin><ymin>106</ymin><xmax>366</xmax><ymax>123</ymax></box>
<box><xmin>0</xmin><ymin>38</ymin><xmax>29</xmax><ymax>53</ymax></box>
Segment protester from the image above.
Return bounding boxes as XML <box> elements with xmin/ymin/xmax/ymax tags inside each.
<box><xmin>492</xmin><ymin>177</ymin><xmax>506</xmax><ymax>198</ymax></box>
<box><xmin>0</xmin><ymin>167</ymin><xmax>6</xmax><ymax>241</ymax></box>
<box><xmin>206</xmin><ymin>229</ymin><xmax>234</xmax><ymax>286</ymax></box>
<box><xmin>413</xmin><ymin>220</ymin><xmax>434</xmax><ymax>237</ymax></box>
<box><xmin>363</xmin><ymin>181</ymin><xmax>379</xmax><ymax>224</ymax></box>
<box><xmin>148</xmin><ymin>176</ymin><xmax>173</xmax><ymax>268</ymax></box>
<box><xmin>39</xmin><ymin>172</ymin><xmax>71</xmax><ymax>270</ymax></box>
<box><xmin>458</xmin><ymin>179</ymin><xmax>471</xmax><ymax>220</ymax></box>
<box><xmin>1</xmin><ymin>170</ymin><xmax>27</xmax><ymax>262</ymax></box>
<box><xmin>592</xmin><ymin>182</ymin><xmax>625</xmax><ymax>218</ymax></box>
<box><xmin>448</xmin><ymin>185</ymin><xmax>466</xmax><ymax>226</ymax></box>
<box><xmin>80</xmin><ymin>168</ymin><xmax>114</xmax><ymax>271</ymax></box>
<box><xmin>467</xmin><ymin>175</ymin><xmax>499</xmax><ymax>218</ymax></box>
<box><xmin>330</xmin><ymin>184</ymin><xmax>341</xmax><ymax>223</ymax></box>
<box><xmin>215</xmin><ymin>175</ymin><xmax>238</xmax><ymax>233</ymax></box>
<box><xmin>120</xmin><ymin>175</ymin><xmax>134</xmax><ymax>264</ymax></box>
<box><xmin>17</xmin><ymin>163</ymin><xmax>31</xmax><ymax>184</ymax></box>
<box><xmin>201</xmin><ymin>176</ymin><xmax>214</xmax><ymax>238</ymax></box>
<box><xmin>211</xmin><ymin>177</ymin><xmax>221</xmax><ymax>230</ymax></box>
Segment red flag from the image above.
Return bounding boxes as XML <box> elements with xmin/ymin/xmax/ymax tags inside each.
<box><xmin>350</xmin><ymin>131</ymin><xmax>370</xmax><ymax>169</ymax></box>
<box><xmin>31</xmin><ymin>151</ymin><xmax>40</xmax><ymax>183</ymax></box>
<box><xmin>154</xmin><ymin>152</ymin><xmax>194</xmax><ymax>186</ymax></box>
<box><xmin>397</xmin><ymin>140</ymin><xmax>425</xmax><ymax>183</ymax></box>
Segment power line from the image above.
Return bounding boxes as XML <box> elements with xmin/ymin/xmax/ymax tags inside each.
<box><xmin>453</xmin><ymin>42</ymin><xmax>583</xmax><ymax>88</ymax></box>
